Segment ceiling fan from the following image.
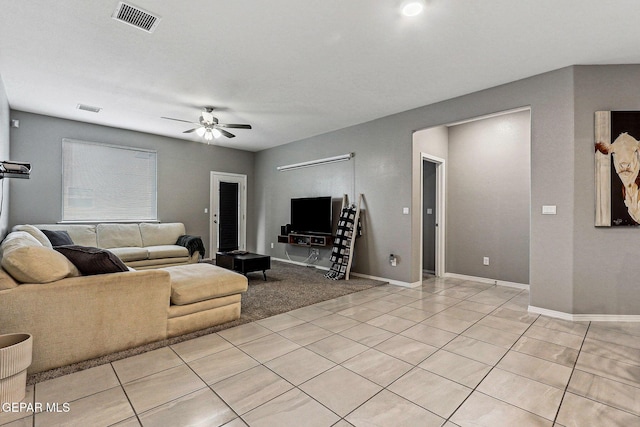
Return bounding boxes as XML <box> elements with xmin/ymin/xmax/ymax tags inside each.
<box><xmin>161</xmin><ymin>107</ymin><xmax>252</xmax><ymax>142</ymax></box>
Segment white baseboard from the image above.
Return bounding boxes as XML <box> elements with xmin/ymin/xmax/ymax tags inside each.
<box><xmin>444</xmin><ymin>273</ymin><xmax>529</xmax><ymax>290</ymax></box>
<box><xmin>273</xmin><ymin>258</ymin><xmax>418</xmax><ymax>288</ymax></box>
<box><xmin>527</xmin><ymin>306</ymin><xmax>574</xmax><ymax>321</ymax></box>
<box><xmin>528</xmin><ymin>305</ymin><xmax>640</xmax><ymax>322</ymax></box>
<box><xmin>350</xmin><ymin>272</ymin><xmax>420</xmax><ymax>288</ymax></box>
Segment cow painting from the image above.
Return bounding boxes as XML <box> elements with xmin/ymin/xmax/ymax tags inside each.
<box><xmin>595</xmin><ymin>111</ymin><xmax>640</xmax><ymax>226</ymax></box>
<box><xmin>596</xmin><ymin>133</ymin><xmax>640</xmax><ymax>223</ymax></box>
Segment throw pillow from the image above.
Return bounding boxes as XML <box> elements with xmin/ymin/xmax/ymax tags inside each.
<box><xmin>54</xmin><ymin>245</ymin><xmax>129</xmax><ymax>276</ymax></box>
<box><xmin>1</xmin><ymin>232</ymin><xmax>72</xmax><ymax>283</ymax></box>
<box><xmin>41</xmin><ymin>229</ymin><xmax>74</xmax><ymax>247</ymax></box>
<box><xmin>11</xmin><ymin>225</ymin><xmax>53</xmax><ymax>248</ymax></box>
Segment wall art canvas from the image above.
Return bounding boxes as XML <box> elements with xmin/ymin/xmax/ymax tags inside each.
<box><xmin>595</xmin><ymin>111</ymin><xmax>640</xmax><ymax>226</ymax></box>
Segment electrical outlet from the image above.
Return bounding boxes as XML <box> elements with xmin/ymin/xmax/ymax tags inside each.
<box><xmin>271</xmin><ymin>243</ymin><xmax>274</xmax><ymax>249</ymax></box>
<box><xmin>483</xmin><ymin>257</ymin><xmax>490</xmax><ymax>266</ymax></box>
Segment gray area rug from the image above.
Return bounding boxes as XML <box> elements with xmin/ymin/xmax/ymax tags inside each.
<box><xmin>28</xmin><ymin>260</ymin><xmax>386</xmax><ymax>384</ymax></box>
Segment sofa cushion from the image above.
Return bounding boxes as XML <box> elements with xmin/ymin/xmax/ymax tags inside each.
<box><xmin>161</xmin><ymin>263</ymin><xmax>248</xmax><ymax>306</ymax></box>
<box><xmin>41</xmin><ymin>229</ymin><xmax>74</xmax><ymax>246</ymax></box>
<box><xmin>167</xmin><ymin>294</ymin><xmax>241</xmax><ymax>319</ymax></box>
<box><xmin>12</xmin><ymin>225</ymin><xmax>52</xmax><ymax>248</ymax></box>
<box><xmin>139</xmin><ymin>223</ymin><xmax>185</xmax><ymax>247</ymax></box>
<box><xmin>125</xmin><ymin>257</ymin><xmax>191</xmax><ymax>269</ymax></box>
<box><xmin>0</xmin><ymin>268</ymin><xmax>19</xmax><ymax>290</ymax></box>
<box><xmin>109</xmin><ymin>247</ymin><xmax>149</xmax><ymax>262</ymax></box>
<box><xmin>34</xmin><ymin>224</ymin><xmax>98</xmax><ymax>247</ymax></box>
<box><xmin>146</xmin><ymin>245</ymin><xmax>189</xmax><ymax>260</ymax></box>
<box><xmin>55</xmin><ymin>245</ymin><xmax>129</xmax><ymax>276</ymax></box>
<box><xmin>1</xmin><ymin>231</ymin><xmax>73</xmax><ymax>283</ymax></box>
<box><xmin>97</xmin><ymin>224</ymin><xmax>143</xmax><ymax>249</ymax></box>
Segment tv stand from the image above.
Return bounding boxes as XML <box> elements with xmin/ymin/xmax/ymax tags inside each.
<box><xmin>278</xmin><ymin>233</ymin><xmax>333</xmax><ymax>247</ymax></box>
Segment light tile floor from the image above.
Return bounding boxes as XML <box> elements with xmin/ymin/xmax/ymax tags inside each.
<box><xmin>2</xmin><ymin>277</ymin><xmax>640</xmax><ymax>426</ymax></box>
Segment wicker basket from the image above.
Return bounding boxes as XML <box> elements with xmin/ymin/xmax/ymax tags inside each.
<box><xmin>0</xmin><ymin>334</ymin><xmax>33</xmax><ymax>406</ymax></box>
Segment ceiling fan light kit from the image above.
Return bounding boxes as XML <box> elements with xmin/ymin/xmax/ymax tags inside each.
<box><xmin>401</xmin><ymin>0</ymin><xmax>425</xmax><ymax>16</ymax></box>
<box><xmin>161</xmin><ymin>107</ymin><xmax>252</xmax><ymax>143</ymax></box>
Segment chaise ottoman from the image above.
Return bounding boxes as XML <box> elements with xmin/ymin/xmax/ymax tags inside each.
<box><xmin>160</xmin><ymin>263</ymin><xmax>248</xmax><ymax>337</ymax></box>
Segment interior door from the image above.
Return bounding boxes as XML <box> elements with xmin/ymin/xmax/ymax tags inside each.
<box><xmin>423</xmin><ymin>160</ymin><xmax>437</xmax><ymax>274</ymax></box>
<box><xmin>210</xmin><ymin>172</ymin><xmax>247</xmax><ymax>257</ymax></box>
<box><xmin>421</xmin><ymin>153</ymin><xmax>445</xmax><ymax>277</ymax></box>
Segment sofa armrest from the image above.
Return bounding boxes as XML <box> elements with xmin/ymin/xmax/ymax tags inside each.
<box><xmin>0</xmin><ymin>270</ymin><xmax>171</xmax><ymax>374</ymax></box>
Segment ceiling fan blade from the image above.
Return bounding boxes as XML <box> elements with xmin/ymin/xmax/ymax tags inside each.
<box><xmin>218</xmin><ymin>128</ymin><xmax>236</xmax><ymax>138</ymax></box>
<box><xmin>217</xmin><ymin>123</ymin><xmax>252</xmax><ymax>129</ymax></box>
<box><xmin>183</xmin><ymin>128</ymin><xmax>200</xmax><ymax>133</ymax></box>
<box><xmin>161</xmin><ymin>116</ymin><xmax>199</xmax><ymax>125</ymax></box>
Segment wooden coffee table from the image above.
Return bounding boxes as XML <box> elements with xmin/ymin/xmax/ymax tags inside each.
<box><xmin>216</xmin><ymin>251</ymin><xmax>271</xmax><ymax>281</ymax></box>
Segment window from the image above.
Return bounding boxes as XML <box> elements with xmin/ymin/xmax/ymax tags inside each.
<box><xmin>62</xmin><ymin>139</ymin><xmax>157</xmax><ymax>222</ymax></box>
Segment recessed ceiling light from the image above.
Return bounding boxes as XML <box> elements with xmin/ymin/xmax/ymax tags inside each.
<box><xmin>401</xmin><ymin>1</ymin><xmax>425</xmax><ymax>17</ymax></box>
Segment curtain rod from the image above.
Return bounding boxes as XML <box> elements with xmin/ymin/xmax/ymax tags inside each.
<box><xmin>276</xmin><ymin>153</ymin><xmax>354</xmax><ymax>172</ymax></box>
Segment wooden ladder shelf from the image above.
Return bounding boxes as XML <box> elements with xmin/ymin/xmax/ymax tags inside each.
<box><xmin>325</xmin><ymin>193</ymin><xmax>363</xmax><ymax>280</ymax></box>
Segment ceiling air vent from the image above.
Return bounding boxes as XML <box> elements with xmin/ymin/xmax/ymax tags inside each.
<box><xmin>76</xmin><ymin>104</ymin><xmax>102</xmax><ymax>113</ymax></box>
<box><xmin>112</xmin><ymin>2</ymin><xmax>160</xmax><ymax>33</ymax></box>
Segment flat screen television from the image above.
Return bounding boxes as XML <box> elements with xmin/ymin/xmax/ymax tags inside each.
<box><xmin>290</xmin><ymin>196</ymin><xmax>332</xmax><ymax>235</ymax></box>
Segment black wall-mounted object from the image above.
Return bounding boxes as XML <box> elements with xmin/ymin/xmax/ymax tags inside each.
<box><xmin>290</xmin><ymin>197</ymin><xmax>332</xmax><ymax>235</ymax></box>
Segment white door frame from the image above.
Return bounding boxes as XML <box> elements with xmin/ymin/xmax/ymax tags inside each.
<box><xmin>420</xmin><ymin>153</ymin><xmax>446</xmax><ymax>277</ymax></box>
<box><xmin>210</xmin><ymin>172</ymin><xmax>247</xmax><ymax>257</ymax></box>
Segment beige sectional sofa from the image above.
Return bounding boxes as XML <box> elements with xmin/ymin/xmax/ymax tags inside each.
<box><xmin>27</xmin><ymin>222</ymin><xmax>200</xmax><ymax>269</ymax></box>
<box><xmin>0</xmin><ymin>227</ymin><xmax>248</xmax><ymax>374</ymax></box>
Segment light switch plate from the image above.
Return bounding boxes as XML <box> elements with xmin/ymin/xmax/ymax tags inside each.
<box><xmin>542</xmin><ymin>205</ymin><xmax>557</xmax><ymax>215</ymax></box>
<box><xmin>403</xmin><ymin>207</ymin><xmax>410</xmax><ymax>214</ymax></box>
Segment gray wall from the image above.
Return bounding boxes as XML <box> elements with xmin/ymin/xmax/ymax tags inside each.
<box><xmin>0</xmin><ymin>76</ymin><xmax>9</xmax><ymax>236</ymax></box>
<box><xmin>446</xmin><ymin>111</ymin><xmax>530</xmax><ymax>284</ymax></box>
<box><xmin>254</xmin><ymin>116</ymin><xmax>416</xmax><ymax>282</ymax></box>
<box><xmin>572</xmin><ymin>65</ymin><xmax>640</xmax><ymax>315</ymax></box>
<box><xmin>257</xmin><ymin>67</ymin><xmax>576</xmax><ymax>312</ymax></box>
<box><xmin>406</xmin><ymin>70</ymin><xmax>575</xmax><ymax>312</ymax></box>
<box><xmin>8</xmin><ymin>111</ymin><xmax>255</xmax><ymax>257</ymax></box>
<box><xmin>257</xmin><ymin>65</ymin><xmax>640</xmax><ymax>314</ymax></box>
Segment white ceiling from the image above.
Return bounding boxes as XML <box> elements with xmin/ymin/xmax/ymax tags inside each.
<box><xmin>1</xmin><ymin>1</ymin><xmax>640</xmax><ymax>152</ymax></box>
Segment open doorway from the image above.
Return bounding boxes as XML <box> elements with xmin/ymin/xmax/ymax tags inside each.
<box><xmin>421</xmin><ymin>153</ymin><xmax>445</xmax><ymax>277</ymax></box>
<box><xmin>423</xmin><ymin>160</ymin><xmax>436</xmax><ymax>276</ymax></box>
<box><xmin>415</xmin><ymin>107</ymin><xmax>531</xmax><ymax>285</ymax></box>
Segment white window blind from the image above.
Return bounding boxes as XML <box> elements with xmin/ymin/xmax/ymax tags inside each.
<box><xmin>62</xmin><ymin>139</ymin><xmax>157</xmax><ymax>222</ymax></box>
